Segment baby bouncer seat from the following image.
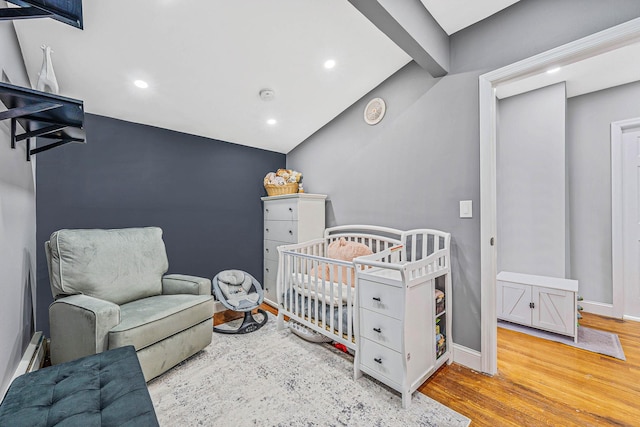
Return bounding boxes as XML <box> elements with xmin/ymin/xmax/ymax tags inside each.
<box><xmin>212</xmin><ymin>270</ymin><xmax>268</xmax><ymax>334</ymax></box>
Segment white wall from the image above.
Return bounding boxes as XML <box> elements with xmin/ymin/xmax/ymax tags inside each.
<box><xmin>567</xmin><ymin>80</ymin><xmax>640</xmax><ymax>303</ymax></box>
<box><xmin>497</xmin><ymin>83</ymin><xmax>567</xmax><ymax>277</ymax></box>
<box><xmin>0</xmin><ymin>17</ymin><xmax>36</xmax><ymax>398</ymax></box>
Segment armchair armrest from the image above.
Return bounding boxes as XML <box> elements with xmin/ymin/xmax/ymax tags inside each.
<box><xmin>162</xmin><ymin>274</ymin><xmax>211</xmax><ymax>295</ymax></box>
<box><xmin>49</xmin><ymin>294</ymin><xmax>120</xmax><ymax>365</ymax></box>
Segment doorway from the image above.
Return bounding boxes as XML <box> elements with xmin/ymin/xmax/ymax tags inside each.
<box><xmin>478</xmin><ymin>18</ymin><xmax>640</xmax><ymax>375</ymax></box>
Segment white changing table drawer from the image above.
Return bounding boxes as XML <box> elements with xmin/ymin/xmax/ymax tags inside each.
<box><xmin>358</xmin><ymin>279</ymin><xmax>403</xmax><ymax>320</ymax></box>
<box><xmin>360</xmin><ymin>338</ymin><xmax>404</xmax><ymax>387</ymax></box>
<box><xmin>360</xmin><ymin>308</ymin><xmax>402</xmax><ymax>351</ymax></box>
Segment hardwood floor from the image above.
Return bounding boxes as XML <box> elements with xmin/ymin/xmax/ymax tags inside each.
<box><xmin>215</xmin><ymin>307</ymin><xmax>639</xmax><ymax>426</ymax></box>
<box><xmin>419</xmin><ymin>312</ymin><xmax>640</xmax><ymax>426</ymax></box>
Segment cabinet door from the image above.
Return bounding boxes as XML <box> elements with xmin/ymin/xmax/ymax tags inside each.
<box><xmin>532</xmin><ymin>286</ymin><xmax>575</xmax><ymax>335</ymax></box>
<box><xmin>497</xmin><ymin>280</ymin><xmax>532</xmax><ymax>325</ymax></box>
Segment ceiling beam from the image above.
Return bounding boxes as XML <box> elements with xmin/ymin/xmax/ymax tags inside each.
<box><xmin>348</xmin><ymin>0</ymin><xmax>449</xmax><ymax>77</ymax></box>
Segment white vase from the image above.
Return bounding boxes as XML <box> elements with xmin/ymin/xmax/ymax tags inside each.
<box><xmin>36</xmin><ymin>45</ymin><xmax>59</xmax><ymax>94</ymax></box>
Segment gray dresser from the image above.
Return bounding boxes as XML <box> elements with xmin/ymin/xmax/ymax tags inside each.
<box><xmin>261</xmin><ymin>193</ymin><xmax>326</xmax><ymax>306</ymax></box>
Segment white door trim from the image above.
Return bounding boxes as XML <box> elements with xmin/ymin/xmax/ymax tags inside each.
<box><xmin>479</xmin><ymin>18</ymin><xmax>640</xmax><ymax>375</ymax></box>
<box><xmin>611</xmin><ymin>118</ymin><xmax>640</xmax><ymax>319</ymax></box>
<box><xmin>611</xmin><ymin>118</ymin><xmax>640</xmax><ymax>318</ymax></box>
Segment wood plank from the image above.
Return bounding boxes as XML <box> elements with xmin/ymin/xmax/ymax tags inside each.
<box><xmin>216</xmin><ymin>307</ymin><xmax>639</xmax><ymax>425</ymax></box>
<box><xmin>420</xmin><ymin>313</ymin><xmax>640</xmax><ymax>426</ymax></box>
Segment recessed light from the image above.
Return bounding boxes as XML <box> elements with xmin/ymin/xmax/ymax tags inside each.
<box><xmin>267</xmin><ymin>119</ymin><xmax>277</xmax><ymax>125</ymax></box>
<box><xmin>134</xmin><ymin>79</ymin><xmax>149</xmax><ymax>88</ymax></box>
<box><xmin>324</xmin><ymin>59</ymin><xmax>336</xmax><ymax>69</ymax></box>
<box><xmin>546</xmin><ymin>67</ymin><xmax>561</xmax><ymax>74</ymax></box>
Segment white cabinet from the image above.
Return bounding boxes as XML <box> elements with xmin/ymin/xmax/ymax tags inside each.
<box><xmin>355</xmin><ymin>268</ymin><xmax>452</xmax><ymax>408</ymax></box>
<box><xmin>497</xmin><ymin>271</ymin><xmax>578</xmax><ymax>342</ymax></box>
<box><xmin>261</xmin><ymin>193</ymin><xmax>326</xmax><ymax>306</ymax></box>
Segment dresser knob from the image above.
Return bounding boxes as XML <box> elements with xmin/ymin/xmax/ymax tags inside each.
<box><xmin>289</xmin><ymin>207</ymin><xmax>293</xmax><ymax>212</ymax></box>
<box><xmin>266</xmin><ymin>248</ymin><xmax>269</xmax><ymax>253</ymax></box>
<box><xmin>266</xmin><ymin>208</ymin><xmax>269</xmax><ymax>213</ymax></box>
<box><xmin>265</xmin><ymin>268</ymin><xmax>270</xmax><ymax>273</ymax></box>
<box><xmin>372</xmin><ymin>297</ymin><xmax>381</xmax><ymax>302</ymax></box>
<box><xmin>288</xmin><ymin>230</ymin><xmax>293</xmax><ymax>234</ymax></box>
<box><xmin>373</xmin><ymin>327</ymin><xmax>381</xmax><ymax>333</ymax></box>
<box><xmin>266</xmin><ymin>228</ymin><xmax>269</xmax><ymax>232</ymax></box>
<box><xmin>374</xmin><ymin>358</ymin><xmax>382</xmax><ymax>364</ymax></box>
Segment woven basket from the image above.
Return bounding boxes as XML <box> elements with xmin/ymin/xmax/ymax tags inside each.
<box><xmin>265</xmin><ymin>182</ymin><xmax>299</xmax><ymax>196</ymax></box>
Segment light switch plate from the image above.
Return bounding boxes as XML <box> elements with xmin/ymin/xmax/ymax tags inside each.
<box><xmin>460</xmin><ymin>200</ymin><xmax>472</xmax><ymax>218</ymax></box>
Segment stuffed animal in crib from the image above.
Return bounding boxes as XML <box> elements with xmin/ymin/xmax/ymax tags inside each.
<box><xmin>311</xmin><ymin>238</ymin><xmax>373</xmax><ymax>285</ymax></box>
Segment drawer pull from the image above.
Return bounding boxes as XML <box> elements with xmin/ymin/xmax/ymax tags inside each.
<box><xmin>266</xmin><ymin>228</ymin><xmax>269</xmax><ymax>232</ymax></box>
<box><xmin>373</xmin><ymin>327</ymin><xmax>381</xmax><ymax>333</ymax></box>
<box><xmin>265</xmin><ymin>248</ymin><xmax>269</xmax><ymax>253</ymax></box>
<box><xmin>266</xmin><ymin>208</ymin><xmax>269</xmax><ymax>213</ymax></box>
<box><xmin>372</xmin><ymin>297</ymin><xmax>381</xmax><ymax>302</ymax></box>
<box><xmin>288</xmin><ymin>207</ymin><xmax>293</xmax><ymax>212</ymax></box>
<box><xmin>288</xmin><ymin>230</ymin><xmax>293</xmax><ymax>234</ymax></box>
<box><xmin>374</xmin><ymin>357</ymin><xmax>382</xmax><ymax>364</ymax></box>
<box><xmin>265</xmin><ymin>267</ymin><xmax>270</xmax><ymax>273</ymax></box>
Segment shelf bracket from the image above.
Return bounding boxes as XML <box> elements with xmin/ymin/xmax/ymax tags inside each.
<box><xmin>15</xmin><ymin>124</ymin><xmax>67</xmax><ymax>142</ymax></box>
<box><xmin>0</xmin><ymin>82</ymin><xmax>85</xmax><ymax>161</ymax></box>
<box><xmin>28</xmin><ymin>137</ymin><xmax>83</xmax><ymax>161</ymax></box>
<box><xmin>0</xmin><ymin>102</ymin><xmax>63</xmax><ymax>121</ymax></box>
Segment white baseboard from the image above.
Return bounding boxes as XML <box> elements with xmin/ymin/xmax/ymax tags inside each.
<box><xmin>581</xmin><ymin>300</ymin><xmax>616</xmax><ymax>318</ymax></box>
<box><xmin>623</xmin><ymin>314</ymin><xmax>640</xmax><ymax>322</ymax></box>
<box><xmin>213</xmin><ymin>300</ymin><xmax>226</xmax><ymax>314</ymax></box>
<box><xmin>452</xmin><ymin>343</ymin><xmax>482</xmax><ymax>372</ymax></box>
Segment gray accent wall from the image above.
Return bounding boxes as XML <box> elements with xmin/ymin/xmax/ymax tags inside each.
<box><xmin>0</xmin><ymin>19</ymin><xmax>35</xmax><ymax>398</ymax></box>
<box><xmin>497</xmin><ymin>83</ymin><xmax>567</xmax><ymax>278</ymax></box>
<box><xmin>567</xmin><ymin>80</ymin><xmax>640</xmax><ymax>303</ymax></box>
<box><xmin>288</xmin><ymin>2</ymin><xmax>640</xmax><ymax>352</ymax></box>
<box><xmin>36</xmin><ymin>114</ymin><xmax>284</xmax><ymax>337</ymax></box>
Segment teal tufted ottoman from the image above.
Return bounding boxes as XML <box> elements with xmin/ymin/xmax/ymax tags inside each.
<box><xmin>0</xmin><ymin>345</ymin><xmax>159</xmax><ymax>426</ymax></box>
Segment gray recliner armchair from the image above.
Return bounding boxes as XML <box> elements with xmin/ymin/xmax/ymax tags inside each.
<box><xmin>45</xmin><ymin>227</ymin><xmax>214</xmax><ymax>381</ymax></box>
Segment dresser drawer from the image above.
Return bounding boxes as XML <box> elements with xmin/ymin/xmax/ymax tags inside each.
<box><xmin>264</xmin><ymin>258</ymin><xmax>278</xmax><ymax>283</ymax></box>
<box><xmin>360</xmin><ymin>308</ymin><xmax>402</xmax><ymax>351</ymax></box>
<box><xmin>264</xmin><ymin>200</ymin><xmax>298</xmax><ymax>221</ymax></box>
<box><xmin>264</xmin><ymin>239</ymin><xmax>288</xmax><ymax>261</ymax></box>
<box><xmin>264</xmin><ymin>220</ymin><xmax>298</xmax><ymax>243</ymax></box>
<box><xmin>360</xmin><ymin>338</ymin><xmax>404</xmax><ymax>384</ymax></box>
<box><xmin>358</xmin><ymin>280</ymin><xmax>403</xmax><ymax>320</ymax></box>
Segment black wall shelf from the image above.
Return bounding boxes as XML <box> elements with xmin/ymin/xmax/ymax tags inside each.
<box><xmin>0</xmin><ymin>82</ymin><xmax>85</xmax><ymax>161</ymax></box>
<box><xmin>1</xmin><ymin>0</ymin><xmax>83</xmax><ymax>29</ymax></box>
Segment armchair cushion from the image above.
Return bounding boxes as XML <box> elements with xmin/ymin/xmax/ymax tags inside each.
<box><xmin>162</xmin><ymin>274</ymin><xmax>211</xmax><ymax>295</ymax></box>
<box><xmin>108</xmin><ymin>294</ymin><xmax>213</xmax><ymax>351</ymax></box>
<box><xmin>48</xmin><ymin>227</ymin><xmax>168</xmax><ymax>305</ymax></box>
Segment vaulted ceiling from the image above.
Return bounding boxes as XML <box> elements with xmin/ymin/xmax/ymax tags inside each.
<box><xmin>9</xmin><ymin>1</ymin><xmax>519</xmax><ymax>153</ymax></box>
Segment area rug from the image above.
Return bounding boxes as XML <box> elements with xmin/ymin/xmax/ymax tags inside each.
<box><xmin>148</xmin><ymin>314</ymin><xmax>471</xmax><ymax>426</ymax></box>
<box><xmin>498</xmin><ymin>320</ymin><xmax>626</xmax><ymax>360</ymax></box>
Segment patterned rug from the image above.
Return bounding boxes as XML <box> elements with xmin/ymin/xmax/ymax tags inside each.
<box><xmin>148</xmin><ymin>314</ymin><xmax>470</xmax><ymax>426</ymax></box>
<box><xmin>498</xmin><ymin>320</ymin><xmax>626</xmax><ymax>360</ymax></box>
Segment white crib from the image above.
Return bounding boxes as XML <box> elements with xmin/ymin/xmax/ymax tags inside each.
<box><xmin>275</xmin><ymin>225</ymin><xmax>451</xmax><ymax>357</ymax></box>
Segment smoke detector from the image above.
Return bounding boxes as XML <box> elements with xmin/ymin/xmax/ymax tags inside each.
<box><xmin>259</xmin><ymin>89</ymin><xmax>275</xmax><ymax>101</ymax></box>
